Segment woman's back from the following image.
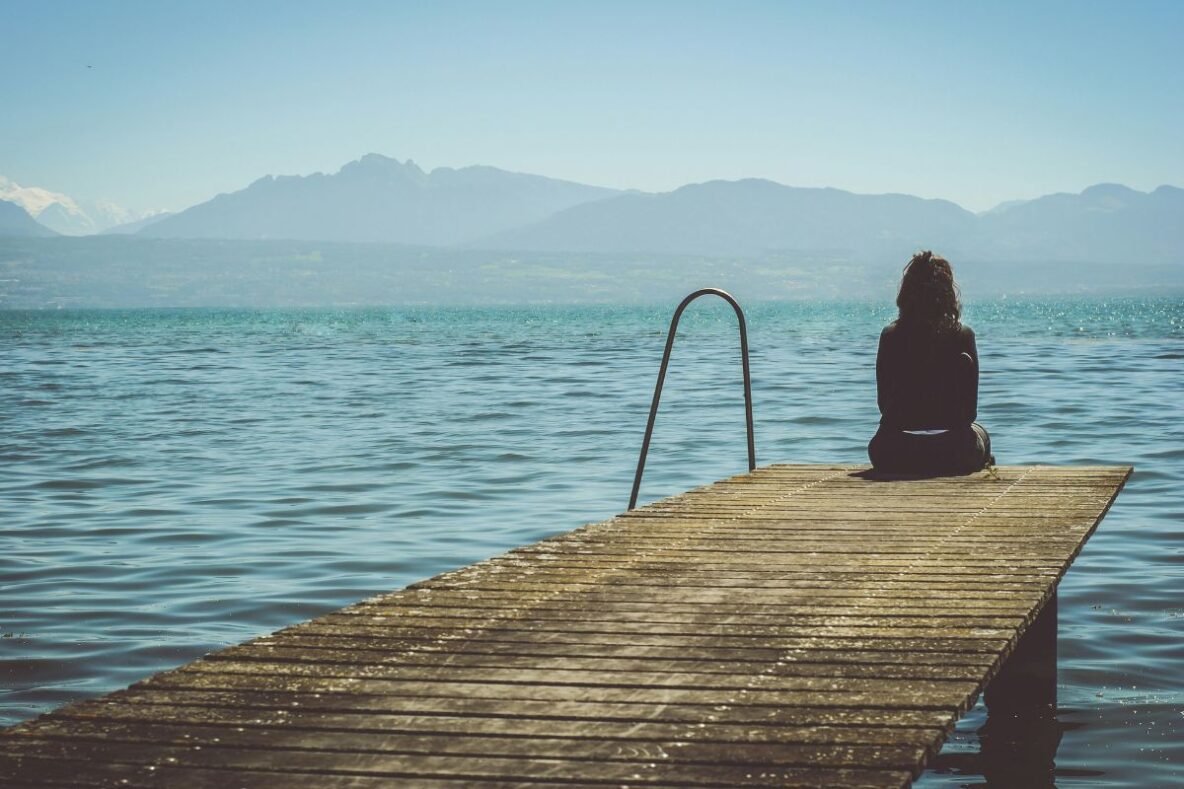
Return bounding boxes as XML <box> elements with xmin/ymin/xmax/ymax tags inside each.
<box><xmin>876</xmin><ymin>321</ymin><xmax>977</xmax><ymax>430</ymax></box>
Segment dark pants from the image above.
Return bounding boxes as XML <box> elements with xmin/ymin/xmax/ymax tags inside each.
<box><xmin>868</xmin><ymin>422</ymin><xmax>992</xmax><ymax>475</ymax></box>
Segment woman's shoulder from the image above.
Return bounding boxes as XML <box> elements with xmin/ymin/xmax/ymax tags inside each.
<box><xmin>954</xmin><ymin>323</ymin><xmax>977</xmax><ymax>353</ymax></box>
<box><xmin>881</xmin><ymin>320</ymin><xmax>975</xmax><ymax>349</ymax></box>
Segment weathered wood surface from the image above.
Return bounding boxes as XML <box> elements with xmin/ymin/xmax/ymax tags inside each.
<box><xmin>1</xmin><ymin>464</ymin><xmax>1130</xmax><ymax>788</ymax></box>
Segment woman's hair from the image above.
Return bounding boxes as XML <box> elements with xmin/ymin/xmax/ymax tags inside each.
<box><xmin>896</xmin><ymin>250</ymin><xmax>961</xmax><ymax>333</ymax></box>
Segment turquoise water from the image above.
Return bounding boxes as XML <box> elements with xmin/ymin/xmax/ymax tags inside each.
<box><xmin>2</xmin><ymin>298</ymin><xmax>1181</xmax><ymax>786</ymax></box>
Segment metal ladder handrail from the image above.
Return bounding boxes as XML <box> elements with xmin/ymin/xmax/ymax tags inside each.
<box><xmin>629</xmin><ymin>288</ymin><xmax>755</xmax><ymax>510</ymax></box>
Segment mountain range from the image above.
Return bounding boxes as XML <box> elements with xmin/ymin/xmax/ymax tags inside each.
<box><xmin>492</xmin><ymin>179</ymin><xmax>1184</xmax><ymax>263</ymax></box>
<box><xmin>139</xmin><ymin>154</ymin><xmax>618</xmax><ymax>245</ymax></box>
<box><xmin>970</xmin><ymin>183</ymin><xmax>1184</xmax><ymax>264</ymax></box>
<box><xmin>487</xmin><ymin>179</ymin><xmax>974</xmax><ymax>258</ymax></box>
<box><xmin>140</xmin><ymin>155</ymin><xmax>1184</xmax><ymax>264</ymax></box>
<box><xmin>0</xmin><ymin>175</ymin><xmax>161</xmax><ymax>235</ymax></box>
<box><xmin>2</xmin><ymin>155</ymin><xmax>1181</xmax><ymax>266</ymax></box>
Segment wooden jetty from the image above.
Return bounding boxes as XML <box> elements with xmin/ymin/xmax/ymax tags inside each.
<box><xmin>1</xmin><ymin>464</ymin><xmax>1130</xmax><ymax>788</ymax></box>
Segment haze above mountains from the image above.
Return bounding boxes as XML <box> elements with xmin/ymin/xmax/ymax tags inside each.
<box><xmin>2</xmin><ymin>153</ymin><xmax>1181</xmax><ymax>265</ymax></box>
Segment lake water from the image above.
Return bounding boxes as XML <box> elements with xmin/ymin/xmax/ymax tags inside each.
<box><xmin>2</xmin><ymin>298</ymin><xmax>1181</xmax><ymax>786</ymax></box>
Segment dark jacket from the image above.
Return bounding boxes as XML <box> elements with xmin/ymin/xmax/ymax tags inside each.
<box><xmin>876</xmin><ymin>321</ymin><xmax>978</xmax><ymax>430</ymax></box>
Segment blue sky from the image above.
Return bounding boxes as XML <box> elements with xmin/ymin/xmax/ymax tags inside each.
<box><xmin>3</xmin><ymin>0</ymin><xmax>1181</xmax><ymax>213</ymax></box>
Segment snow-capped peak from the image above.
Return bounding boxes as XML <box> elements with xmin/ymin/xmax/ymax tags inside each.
<box><xmin>0</xmin><ymin>175</ymin><xmax>148</xmax><ymax>235</ymax></box>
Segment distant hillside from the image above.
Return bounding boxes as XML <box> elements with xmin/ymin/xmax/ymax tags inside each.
<box><xmin>483</xmin><ymin>179</ymin><xmax>976</xmax><ymax>258</ymax></box>
<box><xmin>0</xmin><ymin>200</ymin><xmax>57</xmax><ymax>237</ymax></box>
<box><xmin>482</xmin><ymin>180</ymin><xmax>1183</xmax><ymax>264</ymax></box>
<box><xmin>141</xmin><ymin>154</ymin><xmax>619</xmax><ymax>245</ymax></box>
<box><xmin>973</xmin><ymin>183</ymin><xmax>1184</xmax><ymax>263</ymax></box>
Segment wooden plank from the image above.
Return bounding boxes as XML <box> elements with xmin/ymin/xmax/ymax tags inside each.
<box><xmin>76</xmin><ymin>688</ymin><xmax>961</xmax><ymax>728</ymax></box>
<box><xmin>45</xmin><ymin>701</ymin><xmax>950</xmax><ymax>745</ymax></box>
<box><xmin>9</xmin><ymin>719</ymin><xmax>930</xmax><ymax>771</ymax></box>
<box><xmin>0</xmin><ymin>464</ymin><xmax>1129</xmax><ymax>788</ymax></box>
<box><xmin>0</xmin><ymin>739</ymin><xmax>914</xmax><ymax>787</ymax></box>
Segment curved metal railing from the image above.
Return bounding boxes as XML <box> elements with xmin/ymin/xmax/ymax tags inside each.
<box><xmin>628</xmin><ymin>288</ymin><xmax>755</xmax><ymax>510</ymax></box>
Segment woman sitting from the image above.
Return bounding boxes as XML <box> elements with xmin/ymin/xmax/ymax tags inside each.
<box><xmin>869</xmin><ymin>250</ymin><xmax>993</xmax><ymax>475</ymax></box>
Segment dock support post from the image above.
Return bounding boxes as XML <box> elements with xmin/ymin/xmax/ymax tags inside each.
<box><xmin>980</xmin><ymin>593</ymin><xmax>1061</xmax><ymax>785</ymax></box>
<box><xmin>986</xmin><ymin>593</ymin><xmax>1058</xmax><ymax>711</ymax></box>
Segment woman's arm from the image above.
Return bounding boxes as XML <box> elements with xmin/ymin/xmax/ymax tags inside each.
<box><xmin>876</xmin><ymin>327</ymin><xmax>892</xmax><ymax>417</ymax></box>
<box><xmin>963</xmin><ymin>327</ymin><xmax>979</xmax><ymax>424</ymax></box>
